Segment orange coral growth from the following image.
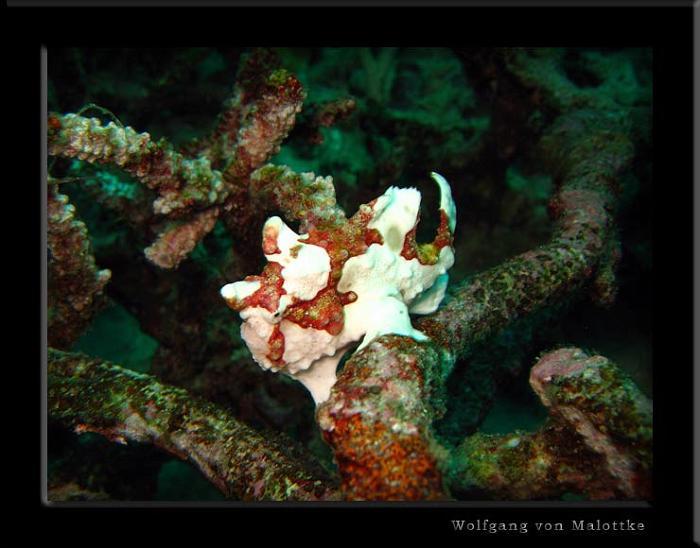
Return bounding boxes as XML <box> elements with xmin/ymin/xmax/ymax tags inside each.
<box><xmin>323</xmin><ymin>413</ymin><xmax>444</xmax><ymax>501</ymax></box>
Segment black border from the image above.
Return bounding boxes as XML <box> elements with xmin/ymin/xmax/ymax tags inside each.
<box><xmin>6</xmin><ymin>0</ymin><xmax>696</xmax><ymax>7</ymax></box>
<box><xmin>11</xmin><ymin>4</ymin><xmax>695</xmax><ymax>547</ymax></box>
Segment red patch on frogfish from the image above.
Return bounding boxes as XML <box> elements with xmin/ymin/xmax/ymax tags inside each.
<box><xmin>279</xmin><ymin>222</ymin><xmax>367</xmax><ymax>338</ymax></box>
<box><xmin>364</xmin><ymin>228</ymin><xmax>383</xmax><ymax>247</ymax></box>
<box><xmin>400</xmin><ymin>210</ymin><xmax>452</xmax><ymax>264</ymax></box>
<box><xmin>339</xmin><ymin>291</ymin><xmax>357</xmax><ymax>305</ymax></box>
<box><xmin>433</xmin><ymin>210</ymin><xmax>453</xmax><ymax>250</ymax></box>
<box><xmin>266</xmin><ymin>324</ymin><xmax>285</xmax><ymax>366</ymax></box>
<box><xmin>232</xmin><ymin>195</ymin><xmax>391</xmax><ymax>359</ymax></box>
<box><xmin>285</xmin><ymin>203</ymin><xmax>383</xmax><ymax>337</ymax></box>
<box><xmin>284</xmin><ymin>286</ymin><xmax>345</xmax><ymax>336</ymax></box>
<box><xmin>225</xmin><ymin>262</ymin><xmax>286</xmax><ymax>313</ymax></box>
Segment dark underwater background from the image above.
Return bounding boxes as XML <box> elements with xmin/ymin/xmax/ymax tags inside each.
<box><xmin>47</xmin><ymin>47</ymin><xmax>652</xmax><ymax>501</ymax></box>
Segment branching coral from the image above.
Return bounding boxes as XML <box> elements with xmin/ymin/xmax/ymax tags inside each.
<box><xmin>449</xmin><ymin>347</ymin><xmax>651</xmax><ymax>500</ymax></box>
<box><xmin>418</xmin><ymin>107</ymin><xmax>633</xmax><ymax>354</ymax></box>
<box><xmin>46</xmin><ymin>47</ymin><xmax>652</xmax><ymax>502</ymax></box>
<box><xmin>48</xmin><ymin>348</ymin><xmax>339</xmax><ymax>501</ymax></box>
<box><xmin>48</xmin><ymin>184</ymin><xmax>111</xmax><ymax>349</ymax></box>
<box><xmin>48</xmin><ymin>48</ymin><xmax>306</xmax><ymax>270</ymax></box>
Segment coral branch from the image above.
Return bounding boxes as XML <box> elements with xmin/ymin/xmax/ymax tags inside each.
<box><xmin>144</xmin><ymin>207</ymin><xmax>220</xmax><ymax>269</ymax></box>
<box><xmin>48</xmin><ymin>49</ymin><xmax>309</xmax><ymax>271</ymax></box>
<box><xmin>48</xmin><ymin>185</ymin><xmax>111</xmax><ymax>348</ymax></box>
<box><xmin>589</xmin><ymin>235</ymin><xmax>622</xmax><ymax>307</ymax></box>
<box><xmin>224</xmin><ymin>69</ymin><xmax>305</xmax><ymax>181</ymax></box>
<box><xmin>448</xmin><ymin>347</ymin><xmax>651</xmax><ymax>500</ymax></box>
<box><xmin>249</xmin><ymin>164</ymin><xmax>346</xmax><ymax>231</ymax></box>
<box><xmin>48</xmin><ymin>481</ymin><xmax>110</xmax><ymax>502</ymax></box>
<box><xmin>48</xmin><ymin>113</ymin><xmax>230</xmax><ymax>217</ymax></box>
<box><xmin>48</xmin><ymin>348</ymin><xmax>340</xmax><ymax>501</ymax></box>
<box><xmin>504</xmin><ymin>48</ymin><xmax>644</xmax><ymax>113</ymax></box>
<box><xmin>295</xmin><ymin>97</ymin><xmax>357</xmax><ymax>145</ymax></box>
<box><xmin>316</xmin><ymin>336</ymin><xmax>450</xmax><ymax>500</ymax></box>
<box><xmin>417</xmin><ymin>109</ymin><xmax>633</xmax><ymax>355</ymax></box>
<box><xmin>190</xmin><ymin>49</ymin><xmax>305</xmax><ymax>180</ymax></box>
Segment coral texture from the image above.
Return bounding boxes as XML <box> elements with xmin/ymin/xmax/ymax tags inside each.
<box><xmin>48</xmin><ymin>348</ymin><xmax>339</xmax><ymax>501</ymax></box>
<box><xmin>449</xmin><ymin>347</ymin><xmax>652</xmax><ymax>500</ymax></box>
<box><xmin>48</xmin><ymin>49</ymin><xmax>306</xmax><ymax>270</ymax></box>
<box><xmin>48</xmin><ymin>184</ymin><xmax>111</xmax><ymax>348</ymax></box>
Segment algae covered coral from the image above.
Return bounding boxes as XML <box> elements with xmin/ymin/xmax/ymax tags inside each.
<box><xmin>46</xmin><ymin>47</ymin><xmax>652</xmax><ymax>501</ymax></box>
